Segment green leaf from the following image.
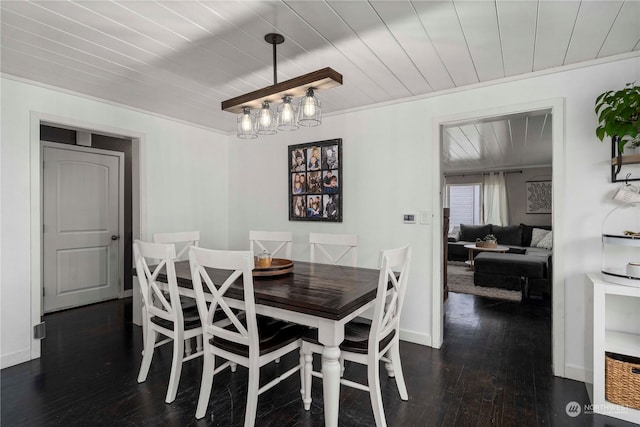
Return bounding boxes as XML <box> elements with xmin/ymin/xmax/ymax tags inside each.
<box><xmin>618</xmin><ymin>106</ymin><xmax>634</xmax><ymax>121</ymax></box>
<box><xmin>596</xmin><ymin>126</ymin><xmax>606</xmax><ymax>141</ymax></box>
<box><xmin>605</xmin><ymin>120</ymin><xmax>619</xmax><ymax>136</ymax></box>
<box><xmin>622</xmin><ymin>122</ymin><xmax>637</xmax><ymax>136</ymax></box>
<box><xmin>598</xmin><ymin>106</ymin><xmax>613</xmax><ymax>122</ymax></box>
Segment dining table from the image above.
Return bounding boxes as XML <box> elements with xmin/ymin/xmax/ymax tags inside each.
<box><xmin>148</xmin><ymin>259</ymin><xmax>381</xmax><ymax>427</ymax></box>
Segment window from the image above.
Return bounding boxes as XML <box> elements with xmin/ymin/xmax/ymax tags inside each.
<box><xmin>447</xmin><ymin>184</ymin><xmax>482</xmax><ymax>231</ymax></box>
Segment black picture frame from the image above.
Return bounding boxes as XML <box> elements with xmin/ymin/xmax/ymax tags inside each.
<box><xmin>289</xmin><ymin>138</ymin><xmax>342</xmax><ymax>222</ymax></box>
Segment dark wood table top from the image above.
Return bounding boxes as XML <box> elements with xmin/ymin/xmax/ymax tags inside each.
<box><xmin>161</xmin><ymin>261</ymin><xmax>381</xmax><ymax>321</ymax></box>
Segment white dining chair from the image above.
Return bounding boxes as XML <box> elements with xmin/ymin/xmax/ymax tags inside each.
<box><xmin>153</xmin><ymin>231</ymin><xmax>200</xmax><ymax>260</ymax></box>
<box><xmin>249</xmin><ymin>230</ymin><xmax>293</xmax><ymax>259</ymax></box>
<box><xmin>189</xmin><ymin>246</ymin><xmax>304</xmax><ymax>425</ymax></box>
<box><xmin>309</xmin><ymin>232</ymin><xmax>358</xmax><ymax>266</ymax></box>
<box><xmin>309</xmin><ymin>232</ymin><xmax>359</xmax><ymax>374</ymax></box>
<box><xmin>152</xmin><ymin>231</ymin><xmax>202</xmax><ymax>355</ymax></box>
<box><xmin>134</xmin><ymin>240</ymin><xmax>203</xmax><ymax>404</ymax></box>
<box><xmin>301</xmin><ymin>246</ymin><xmax>412</xmax><ymax>427</ymax></box>
<box><xmin>249</xmin><ymin>230</ymin><xmax>294</xmax><ymax>366</ymax></box>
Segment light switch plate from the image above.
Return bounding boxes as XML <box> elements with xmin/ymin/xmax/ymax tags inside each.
<box><xmin>420</xmin><ymin>210</ymin><xmax>431</xmax><ymax>224</ymax></box>
<box><xmin>403</xmin><ymin>213</ymin><xmax>416</xmax><ymax>224</ymax></box>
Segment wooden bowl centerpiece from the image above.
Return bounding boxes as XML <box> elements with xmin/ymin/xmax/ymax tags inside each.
<box><xmin>252</xmin><ymin>258</ymin><xmax>294</xmax><ymax>277</ymax></box>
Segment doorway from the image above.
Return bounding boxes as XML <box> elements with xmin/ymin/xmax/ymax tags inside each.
<box><xmin>28</xmin><ymin>113</ymin><xmax>145</xmax><ymax>361</ymax></box>
<box><xmin>430</xmin><ymin>98</ymin><xmax>566</xmax><ymax>377</ymax></box>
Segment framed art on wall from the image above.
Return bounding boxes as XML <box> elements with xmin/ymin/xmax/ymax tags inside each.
<box><xmin>289</xmin><ymin>138</ymin><xmax>342</xmax><ymax>222</ymax></box>
<box><xmin>526</xmin><ymin>180</ymin><xmax>552</xmax><ymax>214</ymax></box>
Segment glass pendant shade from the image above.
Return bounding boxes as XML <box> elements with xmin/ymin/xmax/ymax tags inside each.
<box><xmin>237</xmin><ymin>107</ymin><xmax>257</xmax><ymax>139</ymax></box>
<box><xmin>277</xmin><ymin>96</ymin><xmax>299</xmax><ymax>131</ymax></box>
<box><xmin>256</xmin><ymin>102</ymin><xmax>276</xmax><ymax>135</ymax></box>
<box><xmin>297</xmin><ymin>88</ymin><xmax>322</xmax><ymax>127</ymax></box>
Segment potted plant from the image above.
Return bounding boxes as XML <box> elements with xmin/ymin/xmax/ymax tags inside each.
<box><xmin>595</xmin><ymin>82</ymin><xmax>640</xmax><ymax>154</ymax></box>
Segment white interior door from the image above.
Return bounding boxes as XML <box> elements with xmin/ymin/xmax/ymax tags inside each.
<box><xmin>43</xmin><ymin>144</ymin><xmax>122</xmax><ymax>313</ymax></box>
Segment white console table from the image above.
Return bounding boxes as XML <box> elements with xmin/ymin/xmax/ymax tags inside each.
<box><xmin>588</xmin><ymin>273</ymin><xmax>640</xmax><ymax>425</ymax></box>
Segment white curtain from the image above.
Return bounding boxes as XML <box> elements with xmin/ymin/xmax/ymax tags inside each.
<box><xmin>483</xmin><ymin>172</ymin><xmax>508</xmax><ymax>225</ymax></box>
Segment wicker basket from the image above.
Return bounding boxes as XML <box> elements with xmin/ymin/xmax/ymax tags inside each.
<box><xmin>605</xmin><ymin>352</ymin><xmax>640</xmax><ymax>410</ymax></box>
<box><xmin>476</xmin><ymin>241</ymin><xmax>497</xmax><ymax>248</ymax></box>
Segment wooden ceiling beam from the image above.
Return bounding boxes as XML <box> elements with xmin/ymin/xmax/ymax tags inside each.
<box><xmin>221</xmin><ymin>67</ymin><xmax>342</xmax><ymax>114</ymax></box>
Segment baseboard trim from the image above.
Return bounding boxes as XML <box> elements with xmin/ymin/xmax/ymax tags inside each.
<box><xmin>1</xmin><ymin>348</ymin><xmax>31</xmax><ymax>370</ymax></box>
<box><xmin>584</xmin><ymin>367</ymin><xmax>594</xmax><ymax>386</ymax></box>
<box><xmin>122</xmin><ymin>289</ymin><xmax>133</xmax><ymax>298</ymax></box>
<box><xmin>565</xmin><ymin>364</ymin><xmax>587</xmax><ymax>382</ymax></box>
<box><xmin>399</xmin><ymin>328</ymin><xmax>432</xmax><ymax>347</ymax></box>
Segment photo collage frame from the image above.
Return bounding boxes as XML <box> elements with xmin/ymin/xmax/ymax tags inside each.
<box><xmin>289</xmin><ymin>138</ymin><xmax>342</xmax><ymax>222</ymax></box>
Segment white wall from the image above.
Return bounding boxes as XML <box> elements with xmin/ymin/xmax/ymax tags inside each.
<box><xmin>0</xmin><ymin>77</ymin><xmax>229</xmax><ymax>368</ymax></box>
<box><xmin>228</xmin><ymin>56</ymin><xmax>640</xmax><ymax>378</ymax></box>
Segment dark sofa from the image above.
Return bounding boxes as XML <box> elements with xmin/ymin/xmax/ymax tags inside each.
<box><xmin>448</xmin><ymin>223</ymin><xmax>552</xmax><ymax>298</ymax></box>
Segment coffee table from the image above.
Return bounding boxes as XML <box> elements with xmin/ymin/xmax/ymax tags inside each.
<box><xmin>463</xmin><ymin>244</ymin><xmax>509</xmax><ymax>270</ymax></box>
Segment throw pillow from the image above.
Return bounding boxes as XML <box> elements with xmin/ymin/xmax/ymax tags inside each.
<box><xmin>520</xmin><ymin>224</ymin><xmax>534</xmax><ymax>247</ymax></box>
<box><xmin>492</xmin><ymin>225</ymin><xmax>522</xmax><ymax>246</ymax></box>
<box><xmin>459</xmin><ymin>224</ymin><xmax>492</xmax><ymax>242</ymax></box>
<box><xmin>536</xmin><ymin>231</ymin><xmax>553</xmax><ymax>250</ymax></box>
<box><xmin>530</xmin><ymin>228</ymin><xmax>549</xmax><ymax>247</ymax></box>
<box><xmin>448</xmin><ymin>226</ymin><xmax>461</xmax><ymax>242</ymax></box>
<box><xmin>520</xmin><ymin>224</ymin><xmax>552</xmax><ymax>247</ymax></box>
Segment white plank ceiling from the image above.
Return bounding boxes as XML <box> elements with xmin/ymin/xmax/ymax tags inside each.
<box><xmin>2</xmin><ymin>0</ymin><xmax>639</xmax><ymax>168</ymax></box>
<box><xmin>442</xmin><ymin>110</ymin><xmax>552</xmax><ymax>173</ymax></box>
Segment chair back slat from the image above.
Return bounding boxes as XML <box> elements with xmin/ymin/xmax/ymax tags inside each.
<box><xmin>189</xmin><ymin>247</ymin><xmax>258</xmax><ymax>351</ymax></box>
<box><xmin>196</xmin><ymin>265</ymin><xmax>248</xmax><ymax>341</ymax></box>
<box><xmin>134</xmin><ymin>240</ymin><xmax>182</xmax><ymax>323</ymax></box>
<box><xmin>153</xmin><ymin>231</ymin><xmax>200</xmax><ymax>260</ymax></box>
<box><xmin>249</xmin><ymin>230</ymin><xmax>293</xmax><ymax>259</ymax></box>
<box><xmin>379</xmin><ymin>283</ymin><xmax>398</xmax><ymax>330</ymax></box>
<box><xmin>369</xmin><ymin>246</ymin><xmax>411</xmax><ymax>353</ymax></box>
<box><xmin>309</xmin><ymin>232</ymin><xmax>358</xmax><ymax>266</ymax></box>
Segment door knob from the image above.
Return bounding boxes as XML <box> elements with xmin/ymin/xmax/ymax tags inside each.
<box><xmin>111</xmin><ymin>235</ymin><xmax>119</xmax><ymax>241</ymax></box>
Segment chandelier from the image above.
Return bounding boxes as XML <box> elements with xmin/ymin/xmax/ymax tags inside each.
<box><xmin>221</xmin><ymin>33</ymin><xmax>343</xmax><ymax>139</ymax></box>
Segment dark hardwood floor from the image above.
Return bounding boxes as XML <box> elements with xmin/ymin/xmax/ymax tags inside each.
<box><xmin>1</xmin><ymin>293</ymin><xmax>635</xmax><ymax>426</ymax></box>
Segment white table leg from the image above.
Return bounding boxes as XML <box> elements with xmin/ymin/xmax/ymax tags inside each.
<box><xmin>318</xmin><ymin>320</ymin><xmax>344</xmax><ymax>427</ymax></box>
